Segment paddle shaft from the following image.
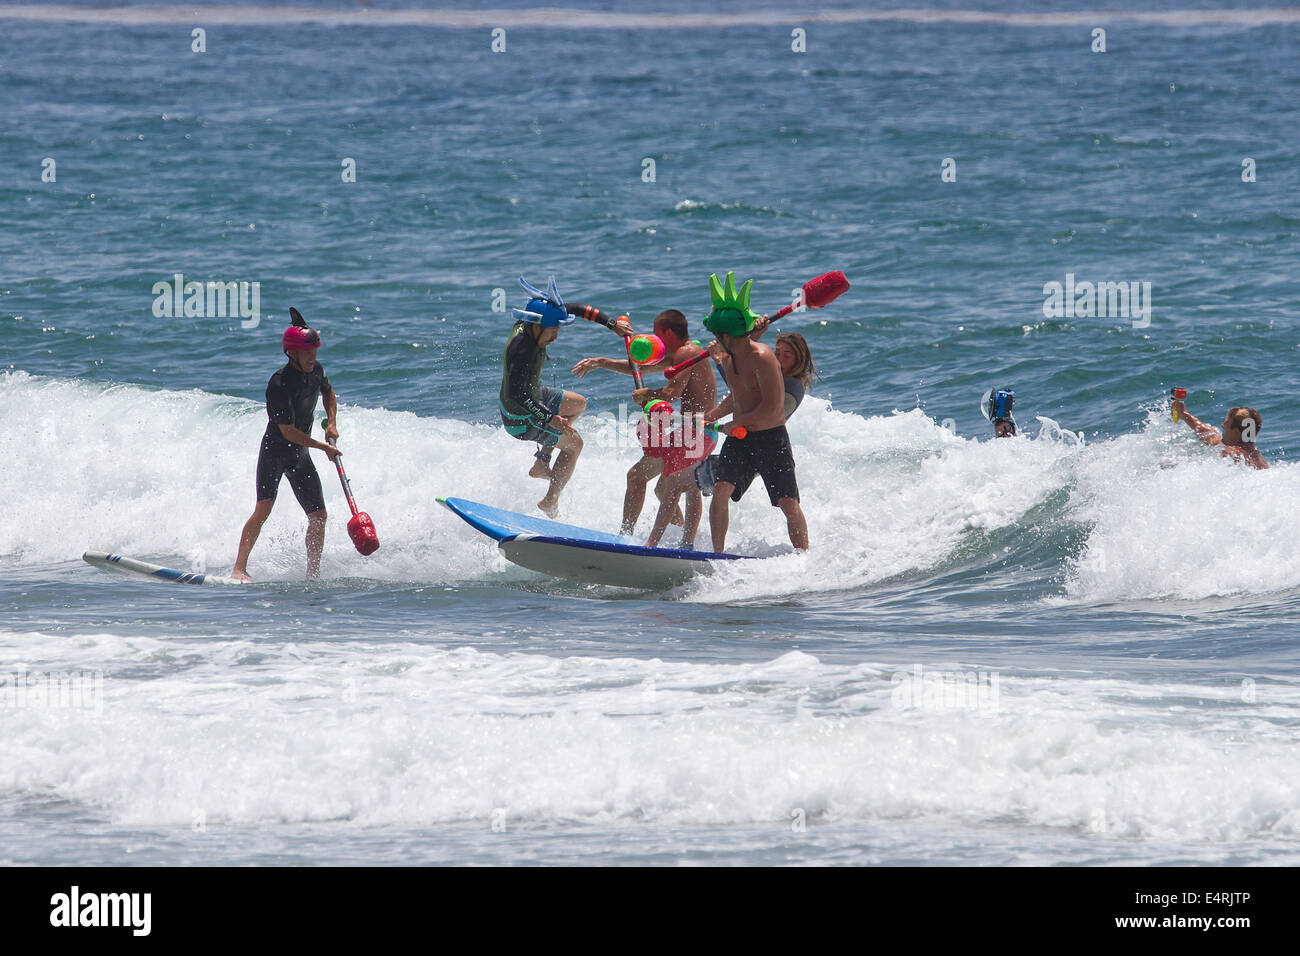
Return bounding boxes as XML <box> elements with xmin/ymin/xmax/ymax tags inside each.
<box><xmin>664</xmin><ymin>272</ymin><xmax>845</xmax><ymax>380</ymax></box>
<box><xmin>623</xmin><ymin>335</ymin><xmax>645</xmax><ymax>389</ymax></box>
<box><xmin>321</xmin><ymin>420</ymin><xmax>360</xmax><ymax>518</ymax></box>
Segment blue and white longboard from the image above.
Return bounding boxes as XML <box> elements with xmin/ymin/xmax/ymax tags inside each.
<box><xmin>82</xmin><ymin>551</ymin><xmax>250</xmax><ymax>586</ymax></box>
<box><xmin>439</xmin><ymin>497</ymin><xmax>753</xmax><ymax>589</ymax></box>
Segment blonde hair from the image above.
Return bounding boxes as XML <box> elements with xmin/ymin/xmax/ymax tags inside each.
<box><xmin>1226</xmin><ymin>406</ymin><xmax>1262</xmax><ymax>436</ymax></box>
<box><xmin>775</xmin><ymin>332</ymin><xmax>817</xmax><ymax>387</ymax></box>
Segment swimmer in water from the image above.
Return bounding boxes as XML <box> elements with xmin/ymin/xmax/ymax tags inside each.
<box><xmin>1171</xmin><ymin>395</ymin><xmax>1268</xmax><ymax>469</ymax></box>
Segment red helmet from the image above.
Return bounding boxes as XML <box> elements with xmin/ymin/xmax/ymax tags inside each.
<box><xmin>283</xmin><ymin>325</ymin><xmax>321</xmax><ymax>352</ymax></box>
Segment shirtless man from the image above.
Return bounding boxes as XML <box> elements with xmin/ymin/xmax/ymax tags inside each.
<box><xmin>700</xmin><ymin>272</ymin><xmax>809</xmax><ymax>553</ymax></box>
<box><xmin>1171</xmin><ymin>396</ymin><xmax>1269</xmax><ymax>469</ymax></box>
<box><xmin>572</xmin><ymin>310</ymin><xmax>716</xmax><ymax>534</ymax></box>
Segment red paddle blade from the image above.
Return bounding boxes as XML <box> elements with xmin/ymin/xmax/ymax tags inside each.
<box><xmin>803</xmin><ymin>270</ymin><xmax>849</xmax><ymax>309</ymax></box>
<box><xmin>347</xmin><ymin>513</ymin><xmax>380</xmax><ymax>555</ymax></box>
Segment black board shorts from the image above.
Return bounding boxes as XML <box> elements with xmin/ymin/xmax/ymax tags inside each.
<box><xmin>256</xmin><ymin>436</ymin><xmax>326</xmax><ymax>514</ymax></box>
<box><xmin>712</xmin><ymin>424</ymin><xmax>799</xmax><ymax>506</ymax></box>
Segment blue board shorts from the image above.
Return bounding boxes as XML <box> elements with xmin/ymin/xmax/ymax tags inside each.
<box><xmin>500</xmin><ymin>386</ymin><xmax>565</xmax><ymax>447</ymax></box>
<box><xmin>694</xmin><ymin>454</ymin><xmax>719</xmax><ymax>496</ymax></box>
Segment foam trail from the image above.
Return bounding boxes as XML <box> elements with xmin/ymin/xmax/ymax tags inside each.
<box><xmin>7</xmin><ymin>371</ymin><xmax>1298</xmax><ymax>603</ymax></box>
<box><xmin>1064</xmin><ymin>411</ymin><xmax>1300</xmax><ymax>602</ymax></box>
<box><xmin>2</xmin><ymin>5</ymin><xmax>1298</xmax><ymax>28</ymax></box>
<box><xmin>3</xmin><ymin>638</ymin><xmax>1298</xmax><ymax>843</ymax></box>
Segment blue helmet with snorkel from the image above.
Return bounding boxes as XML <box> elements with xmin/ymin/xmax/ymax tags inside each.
<box><xmin>980</xmin><ymin>387</ymin><xmax>1016</xmax><ymax>435</ymax></box>
<box><xmin>512</xmin><ymin>275</ymin><xmax>574</xmax><ymax>328</ymax></box>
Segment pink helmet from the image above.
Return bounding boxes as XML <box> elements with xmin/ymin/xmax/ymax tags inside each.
<box><xmin>283</xmin><ymin>325</ymin><xmax>321</xmax><ymax>352</ymax></box>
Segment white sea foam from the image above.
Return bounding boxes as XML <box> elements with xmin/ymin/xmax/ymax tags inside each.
<box><xmin>4</xmin><ymin>371</ymin><xmax>1294</xmax><ymax>602</ymax></box>
<box><xmin>1063</xmin><ymin>408</ymin><xmax>1300</xmax><ymax>603</ymax></box>
<box><xmin>2</xmin><ymin>634</ymin><xmax>1296</xmax><ymax>841</ymax></box>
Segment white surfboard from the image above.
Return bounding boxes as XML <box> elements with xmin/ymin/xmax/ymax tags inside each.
<box><xmin>439</xmin><ymin>497</ymin><xmax>754</xmax><ymax>589</ymax></box>
<box><xmin>82</xmin><ymin>551</ymin><xmax>251</xmax><ymax>586</ymax></box>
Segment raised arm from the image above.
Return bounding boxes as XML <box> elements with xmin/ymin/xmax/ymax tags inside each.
<box><xmin>1173</xmin><ymin>400</ymin><xmax>1222</xmax><ymax>446</ymax></box>
<box><xmin>566</xmin><ymin>302</ymin><xmax>633</xmax><ymax>338</ymax></box>
<box><xmin>572</xmin><ymin>355</ymin><xmax>636</xmax><ymax>378</ymax></box>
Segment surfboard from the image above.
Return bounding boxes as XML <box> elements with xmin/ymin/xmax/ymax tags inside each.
<box><xmin>438</xmin><ymin>497</ymin><xmax>753</xmax><ymax>589</ymax></box>
<box><xmin>82</xmin><ymin>551</ymin><xmax>251</xmax><ymax>586</ymax></box>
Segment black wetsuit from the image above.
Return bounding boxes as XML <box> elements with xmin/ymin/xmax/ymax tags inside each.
<box><xmin>256</xmin><ymin>361</ymin><xmax>332</xmax><ymax>513</ymax></box>
<box><xmin>499</xmin><ymin>321</ymin><xmax>563</xmax><ymax>445</ymax></box>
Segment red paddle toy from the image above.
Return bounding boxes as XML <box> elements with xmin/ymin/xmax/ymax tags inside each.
<box><xmin>322</xmin><ymin>419</ymin><xmax>379</xmax><ymax>555</ymax></box>
<box><xmin>664</xmin><ymin>270</ymin><xmax>849</xmax><ymax>380</ymax></box>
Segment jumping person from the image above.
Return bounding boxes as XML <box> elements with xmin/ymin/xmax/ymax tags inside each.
<box><xmin>1171</xmin><ymin>395</ymin><xmax>1268</xmax><ymax>469</ymax></box>
<box><xmin>501</xmin><ymin>276</ymin><xmax>630</xmax><ymax>517</ymax></box>
<box><xmin>232</xmin><ymin>313</ymin><xmax>342</xmax><ymax>581</ymax></box>
<box><xmin>701</xmin><ymin>272</ymin><xmax>809</xmax><ymax>553</ymax></box>
<box><xmin>572</xmin><ymin>309</ymin><xmax>716</xmax><ymax>535</ymax></box>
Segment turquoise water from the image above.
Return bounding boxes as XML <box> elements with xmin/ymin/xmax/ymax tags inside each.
<box><xmin>2</xmin><ymin>3</ymin><xmax>1299</xmax><ymax>865</ymax></box>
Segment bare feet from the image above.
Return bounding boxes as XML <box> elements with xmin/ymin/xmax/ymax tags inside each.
<box><xmin>231</xmin><ymin>568</ymin><xmax>253</xmax><ymax>582</ymax></box>
<box><xmin>528</xmin><ymin>459</ymin><xmax>552</xmax><ymax>479</ymax></box>
<box><xmin>538</xmin><ymin>498</ymin><xmax>559</xmax><ymax>519</ymax></box>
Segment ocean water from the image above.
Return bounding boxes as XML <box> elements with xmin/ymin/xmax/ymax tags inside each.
<box><xmin>2</xmin><ymin>1</ymin><xmax>1299</xmax><ymax>866</ymax></box>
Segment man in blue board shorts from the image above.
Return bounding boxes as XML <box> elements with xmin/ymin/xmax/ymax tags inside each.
<box><xmin>231</xmin><ymin>316</ymin><xmax>342</xmax><ymax>581</ymax></box>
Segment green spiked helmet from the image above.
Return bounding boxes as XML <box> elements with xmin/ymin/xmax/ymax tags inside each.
<box><xmin>703</xmin><ymin>271</ymin><xmax>761</xmax><ymax>337</ymax></box>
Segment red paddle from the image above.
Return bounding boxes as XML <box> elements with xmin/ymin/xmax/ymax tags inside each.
<box><xmin>322</xmin><ymin>420</ymin><xmax>379</xmax><ymax>555</ymax></box>
<box><xmin>665</xmin><ymin>270</ymin><xmax>849</xmax><ymax>379</ymax></box>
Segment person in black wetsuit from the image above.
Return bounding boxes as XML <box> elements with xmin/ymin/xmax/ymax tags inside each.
<box><xmin>231</xmin><ymin>319</ymin><xmax>341</xmax><ymax>581</ymax></box>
